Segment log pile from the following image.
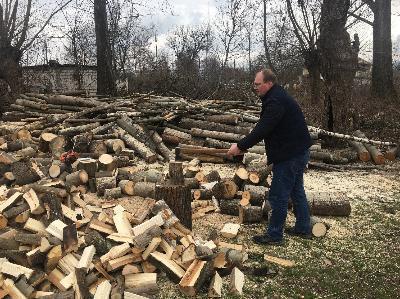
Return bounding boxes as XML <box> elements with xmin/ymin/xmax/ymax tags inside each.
<box><xmin>0</xmin><ymin>156</ymin><xmax>249</xmax><ymax>297</ymax></box>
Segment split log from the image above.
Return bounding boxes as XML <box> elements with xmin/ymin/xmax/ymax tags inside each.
<box><xmin>124</xmin><ymin>273</ymin><xmax>157</xmax><ymax>295</ymax></box>
<box><xmin>239</xmin><ymin>205</ymin><xmax>263</xmax><ymax>224</ymax></box>
<box><xmin>148</xmin><ymin>252</ymin><xmax>185</xmax><ymax>283</ymax></box>
<box><xmin>307</xmin><ymin>192</ymin><xmax>351</xmax><ymax>216</ymax></box>
<box><xmin>132</xmin><ymin>225</ymin><xmax>163</xmax><ymax>249</ymax></box>
<box><xmin>208</xmin><ymin>272</ymin><xmax>222</xmax><ymax>298</ymax></box>
<box><xmin>84</xmin><ymin>229</ymin><xmax>113</xmax><ymax>256</ymax></box>
<box><xmin>384</xmin><ymin>145</ymin><xmax>399</xmax><ymax>161</ymax></box>
<box><xmin>229</xmin><ymin>267</ymin><xmax>244</xmax><ymax>295</ymax></box>
<box><xmin>179</xmin><ymin>259</ymin><xmax>212</xmax><ymax>297</ymax></box>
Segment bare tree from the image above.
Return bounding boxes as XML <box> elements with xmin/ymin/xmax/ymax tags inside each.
<box><xmin>0</xmin><ymin>0</ymin><xmax>72</xmax><ymax>96</ymax></box>
<box><xmin>215</xmin><ymin>0</ymin><xmax>250</xmax><ymax>69</ymax></box>
<box><xmin>286</xmin><ymin>0</ymin><xmax>321</xmax><ymax>104</ymax></box>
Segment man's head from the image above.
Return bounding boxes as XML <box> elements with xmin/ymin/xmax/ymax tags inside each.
<box><xmin>253</xmin><ymin>69</ymin><xmax>277</xmax><ymax>97</ymax></box>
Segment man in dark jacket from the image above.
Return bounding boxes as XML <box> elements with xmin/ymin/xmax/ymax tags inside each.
<box><xmin>227</xmin><ymin>69</ymin><xmax>312</xmax><ymax>245</ymax></box>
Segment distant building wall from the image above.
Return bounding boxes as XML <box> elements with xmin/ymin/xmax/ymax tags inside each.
<box><xmin>22</xmin><ymin>64</ymin><xmax>97</xmax><ymax>95</ymax></box>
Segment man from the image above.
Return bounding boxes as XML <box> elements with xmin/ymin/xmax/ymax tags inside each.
<box><xmin>227</xmin><ymin>69</ymin><xmax>312</xmax><ymax>245</ymax></box>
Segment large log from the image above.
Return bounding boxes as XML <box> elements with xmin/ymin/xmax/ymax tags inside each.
<box><xmin>205</xmin><ymin>114</ymin><xmax>239</xmax><ymax>125</ymax></box>
<box><xmin>241</xmin><ymin>185</ymin><xmax>268</xmax><ymax>206</ymax></box>
<box><xmin>58</xmin><ymin>123</ymin><xmax>100</xmax><ymax>136</ymax></box>
<box><xmin>219</xmin><ymin>199</ymin><xmax>240</xmax><ymax>216</ymax></box>
<box><xmin>118</xmin><ymin>129</ymin><xmax>157</xmax><ymax>163</ymax></box>
<box><xmin>11</xmin><ymin>162</ymin><xmax>41</xmax><ymax>185</ymax></box>
<box><xmin>179</xmin><ymin>118</ymin><xmax>250</xmax><ymax>135</ymax></box>
<box><xmin>239</xmin><ymin>205</ymin><xmax>263</xmax><ymax>224</ymax></box>
<box><xmin>307</xmin><ymin>191</ymin><xmax>351</xmax><ymax>216</ymax></box>
<box><xmin>353</xmin><ymin>130</ymin><xmax>385</xmax><ymax>165</ymax></box>
<box><xmin>149</xmin><ymin>130</ymin><xmax>173</xmax><ymax>161</ymax></box>
<box><xmin>190</xmin><ymin>128</ymin><xmax>244</xmax><ymax>142</ymax></box>
<box><xmin>348</xmin><ymin>140</ymin><xmax>371</xmax><ymax>162</ymax></box>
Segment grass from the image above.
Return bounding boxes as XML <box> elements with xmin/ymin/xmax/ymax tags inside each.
<box><xmin>157</xmin><ymin>193</ymin><xmax>400</xmax><ymax>299</ymax></box>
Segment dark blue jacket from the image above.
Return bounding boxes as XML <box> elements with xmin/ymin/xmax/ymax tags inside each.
<box><xmin>237</xmin><ymin>84</ymin><xmax>311</xmax><ymax>164</ymax></box>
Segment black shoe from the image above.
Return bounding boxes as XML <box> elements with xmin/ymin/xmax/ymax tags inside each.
<box><xmin>286</xmin><ymin>227</ymin><xmax>312</xmax><ymax>239</ymax></box>
<box><xmin>252</xmin><ymin>234</ymin><xmax>283</xmax><ymax>246</ymax></box>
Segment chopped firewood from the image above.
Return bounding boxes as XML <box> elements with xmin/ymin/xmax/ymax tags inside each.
<box><xmin>3</xmin><ymin>278</ymin><xmax>27</xmax><ymax>299</ymax></box>
<box><xmin>24</xmin><ymin>218</ymin><xmax>46</xmax><ymax>234</ymax></box>
<box><xmin>124</xmin><ymin>273</ymin><xmax>157</xmax><ymax>293</ymax></box>
<box><xmin>122</xmin><ymin>264</ymin><xmax>142</xmax><ymax>276</ymax></box>
<box><xmin>220</xmin><ymin>223</ymin><xmax>241</xmax><ymax>239</ymax></box>
<box><xmin>0</xmin><ymin>260</ymin><xmax>34</xmax><ymax>279</ymax></box>
<box><xmin>179</xmin><ymin>259</ymin><xmax>212</xmax><ymax>296</ymax></box>
<box><xmin>141</xmin><ymin>260</ymin><xmax>157</xmax><ymax>273</ymax></box>
<box><xmin>229</xmin><ymin>267</ymin><xmax>244</xmax><ymax>295</ymax></box>
<box><xmin>132</xmin><ymin>214</ymin><xmax>164</xmax><ymax>236</ymax></box>
<box><xmin>46</xmin><ymin>245</ymin><xmax>63</xmax><ymax>272</ymax></box>
<box><xmin>113</xmin><ymin>211</ymin><xmax>133</xmax><ymax>238</ymax></box>
<box><xmin>218</xmin><ymin>241</ymin><xmax>244</xmax><ymax>252</ymax></box>
<box><xmin>142</xmin><ymin>237</ymin><xmax>162</xmax><ymax>260</ymax></box>
<box><xmin>264</xmin><ymin>255</ymin><xmax>295</xmax><ymax>267</ymax></box>
<box><xmin>106</xmin><ymin>253</ymin><xmax>142</xmax><ymax>272</ymax></box>
<box><xmin>77</xmin><ymin>245</ymin><xmax>96</xmax><ymax>270</ymax></box>
<box><xmin>148</xmin><ymin>252</ymin><xmax>186</xmax><ymax>283</ymax></box>
<box><xmin>93</xmin><ymin>280</ymin><xmax>112</xmax><ymax>299</ymax></box>
<box><xmin>100</xmin><ymin>243</ymin><xmax>131</xmax><ymax>264</ymax></box>
<box><xmin>23</xmin><ymin>189</ymin><xmax>44</xmax><ymax>215</ymax></box>
<box><xmin>208</xmin><ymin>272</ymin><xmax>222</xmax><ymax>297</ymax></box>
<box><xmin>46</xmin><ymin>220</ymin><xmax>67</xmax><ymax>240</ymax></box>
<box><xmin>123</xmin><ymin>291</ymin><xmax>150</xmax><ymax>299</ymax></box>
<box><xmin>0</xmin><ymin>214</ymin><xmax>7</xmax><ymax>228</ymax></box>
<box><xmin>89</xmin><ymin>219</ymin><xmax>116</xmax><ymax>235</ymax></box>
<box><xmin>0</xmin><ymin>192</ymin><xmax>22</xmax><ymax>213</ymax></box>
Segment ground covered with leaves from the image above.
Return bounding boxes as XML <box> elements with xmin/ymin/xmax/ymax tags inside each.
<box><xmin>155</xmin><ymin>160</ymin><xmax>400</xmax><ymax>298</ymax></box>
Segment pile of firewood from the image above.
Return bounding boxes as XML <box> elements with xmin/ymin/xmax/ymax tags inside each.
<box><xmin>0</xmin><ymin>154</ymin><xmax>249</xmax><ymax>298</ymax></box>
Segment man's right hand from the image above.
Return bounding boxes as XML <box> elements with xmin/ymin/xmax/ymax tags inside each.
<box><xmin>227</xmin><ymin>143</ymin><xmax>243</xmax><ymax>157</ymax></box>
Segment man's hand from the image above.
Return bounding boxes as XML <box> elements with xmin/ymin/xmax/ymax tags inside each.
<box><xmin>227</xmin><ymin>143</ymin><xmax>243</xmax><ymax>157</ymax></box>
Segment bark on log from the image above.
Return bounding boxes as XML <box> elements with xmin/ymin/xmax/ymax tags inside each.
<box><xmin>205</xmin><ymin>114</ymin><xmax>239</xmax><ymax>125</ymax></box>
<box><xmin>219</xmin><ymin>199</ymin><xmax>240</xmax><ymax>216</ymax></box>
<box><xmin>149</xmin><ymin>130</ymin><xmax>173</xmax><ymax>161</ymax></box>
<box><xmin>72</xmin><ymin>133</ymin><xmax>93</xmax><ymax>153</ymax></box>
<box><xmin>155</xmin><ymin>185</ymin><xmax>192</xmax><ymax>229</ymax></box>
<box><xmin>11</xmin><ymin>162</ymin><xmax>41</xmax><ymax>185</ymax></box>
<box><xmin>118</xmin><ymin>129</ymin><xmax>157</xmax><ymax>163</ymax></box>
<box><xmin>104</xmin><ymin>187</ymin><xmax>122</xmax><ymax>199</ymax></box>
<box><xmin>161</xmin><ymin>127</ymin><xmax>193</xmax><ymax>145</ymax></box>
<box><xmin>180</xmin><ymin>118</ymin><xmax>250</xmax><ymax>135</ymax></box>
<box><xmin>42</xmin><ymin>193</ymin><xmax>65</xmax><ymax>223</ymax></box>
<box><xmin>96</xmin><ymin>177</ymin><xmax>117</xmax><ymax>196</ymax></box>
<box><xmin>89</xmin><ymin>140</ymin><xmax>108</xmax><ymax>158</ymax></box>
<box><xmin>307</xmin><ymin>192</ymin><xmax>351</xmax><ymax>216</ymax></box>
<box><xmin>118</xmin><ymin>180</ymin><xmax>135</xmax><ymax>195</ymax></box>
<box><xmin>65</xmin><ymin>170</ymin><xmax>89</xmax><ymax>187</ymax></box>
<box><xmin>49</xmin><ymin>136</ymin><xmax>67</xmax><ymax>158</ymax></box>
<box><xmin>241</xmin><ymin>185</ymin><xmax>267</xmax><ymax>207</ymax></box>
<box><xmin>190</xmin><ymin>128</ymin><xmax>244</xmax><ymax>142</ymax></box>
<box><xmin>239</xmin><ymin>205</ymin><xmax>263</xmax><ymax>224</ymax></box>
<box><xmin>77</xmin><ymin>158</ymin><xmax>98</xmax><ymax>178</ymax></box>
<box><xmin>233</xmin><ymin>167</ymin><xmax>249</xmax><ymax>189</ymax></box>
<box><xmin>104</xmin><ymin>139</ymin><xmax>125</xmax><ymax>154</ymax></box>
<box><xmin>58</xmin><ymin>123</ymin><xmax>100</xmax><ymax>136</ymax></box>
<box><xmin>133</xmin><ymin>182</ymin><xmax>156</xmax><ymax>198</ymax></box>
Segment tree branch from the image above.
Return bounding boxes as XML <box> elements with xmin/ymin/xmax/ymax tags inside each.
<box><xmin>15</xmin><ymin>0</ymin><xmax>31</xmax><ymax>49</ymax></box>
<box><xmin>348</xmin><ymin>12</ymin><xmax>373</xmax><ymax>26</ymax></box>
<box><xmin>21</xmin><ymin>0</ymin><xmax>73</xmax><ymax>52</ymax></box>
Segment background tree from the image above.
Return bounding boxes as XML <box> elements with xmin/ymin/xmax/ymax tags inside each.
<box><xmin>0</xmin><ymin>0</ymin><xmax>72</xmax><ymax>97</ymax></box>
<box><xmin>94</xmin><ymin>0</ymin><xmax>116</xmax><ymax>95</ymax></box>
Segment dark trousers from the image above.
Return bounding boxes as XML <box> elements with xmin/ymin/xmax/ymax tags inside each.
<box><xmin>266</xmin><ymin>150</ymin><xmax>311</xmax><ymax>241</ymax></box>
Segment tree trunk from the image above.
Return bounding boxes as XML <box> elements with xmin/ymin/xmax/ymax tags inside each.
<box><xmin>319</xmin><ymin>0</ymin><xmax>358</xmax><ymax>133</ymax></box>
<box><xmin>94</xmin><ymin>0</ymin><xmax>116</xmax><ymax>95</ymax></box>
<box><xmin>0</xmin><ymin>47</ymin><xmax>22</xmax><ymax>110</ymax></box>
<box><xmin>371</xmin><ymin>0</ymin><xmax>396</xmax><ymax>98</ymax></box>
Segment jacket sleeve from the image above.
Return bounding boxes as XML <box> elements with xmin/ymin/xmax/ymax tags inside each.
<box><xmin>237</xmin><ymin>98</ymin><xmax>285</xmax><ymax>151</ymax></box>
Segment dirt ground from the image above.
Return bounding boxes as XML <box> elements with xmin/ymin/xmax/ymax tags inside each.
<box><xmin>155</xmin><ymin>160</ymin><xmax>400</xmax><ymax>299</ymax></box>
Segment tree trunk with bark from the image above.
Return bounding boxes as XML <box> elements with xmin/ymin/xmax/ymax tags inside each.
<box><xmin>94</xmin><ymin>0</ymin><xmax>116</xmax><ymax>96</ymax></box>
<box><xmin>319</xmin><ymin>0</ymin><xmax>358</xmax><ymax>132</ymax></box>
<box><xmin>371</xmin><ymin>0</ymin><xmax>396</xmax><ymax>98</ymax></box>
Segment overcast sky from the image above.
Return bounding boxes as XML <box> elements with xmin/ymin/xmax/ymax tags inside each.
<box><xmin>30</xmin><ymin>0</ymin><xmax>400</xmax><ymax>64</ymax></box>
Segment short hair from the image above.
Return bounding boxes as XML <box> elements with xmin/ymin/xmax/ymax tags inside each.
<box><xmin>259</xmin><ymin>69</ymin><xmax>277</xmax><ymax>84</ymax></box>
